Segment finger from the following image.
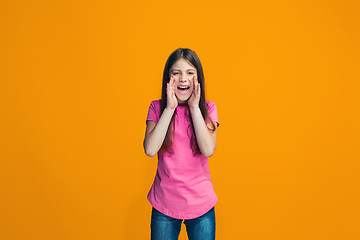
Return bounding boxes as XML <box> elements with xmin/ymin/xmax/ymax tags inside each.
<box><xmin>170</xmin><ymin>78</ymin><xmax>174</xmax><ymax>89</ymax></box>
<box><xmin>192</xmin><ymin>76</ymin><xmax>197</xmax><ymax>92</ymax></box>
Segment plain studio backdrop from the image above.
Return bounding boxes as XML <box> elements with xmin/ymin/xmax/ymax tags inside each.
<box><xmin>0</xmin><ymin>0</ymin><xmax>359</xmax><ymax>239</ymax></box>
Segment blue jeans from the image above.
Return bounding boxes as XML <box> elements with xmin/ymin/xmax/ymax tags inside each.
<box><xmin>150</xmin><ymin>206</ymin><xmax>216</xmax><ymax>240</ymax></box>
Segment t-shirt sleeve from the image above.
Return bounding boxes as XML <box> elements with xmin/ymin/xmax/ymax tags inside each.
<box><xmin>146</xmin><ymin>101</ymin><xmax>160</xmax><ymax>123</ymax></box>
<box><xmin>205</xmin><ymin>101</ymin><xmax>220</xmax><ymax>127</ymax></box>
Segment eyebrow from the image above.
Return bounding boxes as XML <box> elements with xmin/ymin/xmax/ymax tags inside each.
<box><xmin>171</xmin><ymin>68</ymin><xmax>195</xmax><ymax>72</ymax></box>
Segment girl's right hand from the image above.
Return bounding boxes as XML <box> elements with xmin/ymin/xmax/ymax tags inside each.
<box><xmin>166</xmin><ymin>76</ymin><xmax>178</xmax><ymax>110</ymax></box>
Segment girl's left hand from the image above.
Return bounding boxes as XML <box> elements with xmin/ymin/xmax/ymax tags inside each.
<box><xmin>188</xmin><ymin>75</ymin><xmax>200</xmax><ymax>109</ymax></box>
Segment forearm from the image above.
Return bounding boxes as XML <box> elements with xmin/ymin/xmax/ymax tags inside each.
<box><xmin>189</xmin><ymin>106</ymin><xmax>216</xmax><ymax>158</ymax></box>
<box><xmin>144</xmin><ymin>107</ymin><xmax>175</xmax><ymax>157</ymax></box>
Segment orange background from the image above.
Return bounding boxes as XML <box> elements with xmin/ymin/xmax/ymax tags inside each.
<box><xmin>1</xmin><ymin>0</ymin><xmax>359</xmax><ymax>239</ymax></box>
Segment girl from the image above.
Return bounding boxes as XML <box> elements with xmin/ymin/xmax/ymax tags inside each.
<box><xmin>143</xmin><ymin>48</ymin><xmax>219</xmax><ymax>240</ymax></box>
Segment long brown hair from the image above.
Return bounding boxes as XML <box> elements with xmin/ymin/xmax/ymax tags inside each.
<box><xmin>159</xmin><ymin>48</ymin><xmax>216</xmax><ymax>156</ymax></box>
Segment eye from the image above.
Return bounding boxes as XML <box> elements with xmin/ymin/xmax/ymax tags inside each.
<box><xmin>188</xmin><ymin>72</ymin><xmax>194</xmax><ymax>75</ymax></box>
<box><xmin>172</xmin><ymin>72</ymin><xmax>179</xmax><ymax>75</ymax></box>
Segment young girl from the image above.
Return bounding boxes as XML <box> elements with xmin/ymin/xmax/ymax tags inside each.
<box><xmin>143</xmin><ymin>48</ymin><xmax>219</xmax><ymax>240</ymax></box>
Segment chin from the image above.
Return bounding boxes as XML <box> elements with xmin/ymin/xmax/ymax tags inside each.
<box><xmin>176</xmin><ymin>95</ymin><xmax>190</xmax><ymax>104</ymax></box>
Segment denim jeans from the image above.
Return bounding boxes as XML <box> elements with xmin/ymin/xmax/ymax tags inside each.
<box><xmin>150</xmin><ymin>206</ymin><xmax>216</xmax><ymax>240</ymax></box>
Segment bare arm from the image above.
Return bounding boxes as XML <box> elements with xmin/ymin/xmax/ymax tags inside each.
<box><xmin>143</xmin><ymin>107</ymin><xmax>175</xmax><ymax>157</ymax></box>
<box><xmin>189</xmin><ymin>106</ymin><xmax>218</xmax><ymax>158</ymax></box>
<box><xmin>143</xmin><ymin>76</ymin><xmax>178</xmax><ymax>157</ymax></box>
<box><xmin>187</xmin><ymin>75</ymin><xmax>218</xmax><ymax>158</ymax></box>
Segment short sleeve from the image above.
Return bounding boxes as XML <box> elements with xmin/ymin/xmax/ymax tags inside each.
<box><xmin>146</xmin><ymin>100</ymin><xmax>160</xmax><ymax>123</ymax></box>
<box><xmin>205</xmin><ymin>101</ymin><xmax>220</xmax><ymax>127</ymax></box>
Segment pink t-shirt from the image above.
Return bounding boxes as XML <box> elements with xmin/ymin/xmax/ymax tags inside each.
<box><xmin>146</xmin><ymin>99</ymin><xmax>220</xmax><ymax>219</ymax></box>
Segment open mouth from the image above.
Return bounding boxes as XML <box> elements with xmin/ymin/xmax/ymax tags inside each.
<box><xmin>177</xmin><ymin>86</ymin><xmax>190</xmax><ymax>95</ymax></box>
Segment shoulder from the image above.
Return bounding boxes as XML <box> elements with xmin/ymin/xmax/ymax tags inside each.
<box><xmin>205</xmin><ymin>99</ymin><xmax>219</xmax><ymax>127</ymax></box>
<box><xmin>147</xmin><ymin>100</ymin><xmax>162</xmax><ymax>123</ymax></box>
<box><xmin>148</xmin><ymin>100</ymin><xmax>162</xmax><ymax>117</ymax></box>
<box><xmin>205</xmin><ymin>100</ymin><xmax>217</xmax><ymax>111</ymax></box>
<box><xmin>149</xmin><ymin>99</ymin><xmax>161</xmax><ymax>108</ymax></box>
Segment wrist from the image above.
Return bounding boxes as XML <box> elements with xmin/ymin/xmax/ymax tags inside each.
<box><xmin>189</xmin><ymin>105</ymin><xmax>200</xmax><ymax>111</ymax></box>
<box><xmin>165</xmin><ymin>106</ymin><xmax>176</xmax><ymax>112</ymax></box>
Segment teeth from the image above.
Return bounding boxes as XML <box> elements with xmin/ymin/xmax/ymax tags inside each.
<box><xmin>178</xmin><ymin>86</ymin><xmax>189</xmax><ymax>89</ymax></box>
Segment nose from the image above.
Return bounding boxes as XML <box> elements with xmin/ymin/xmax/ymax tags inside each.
<box><xmin>180</xmin><ymin>75</ymin><xmax>188</xmax><ymax>82</ymax></box>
